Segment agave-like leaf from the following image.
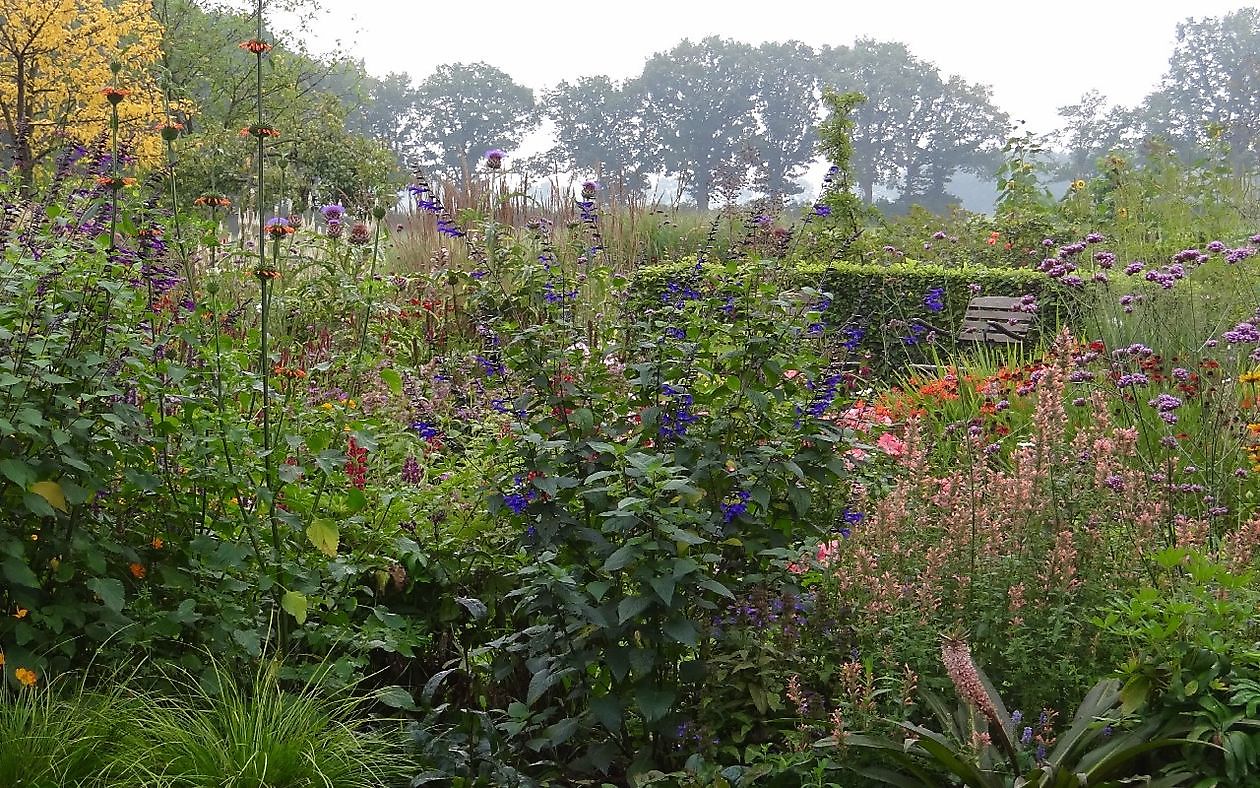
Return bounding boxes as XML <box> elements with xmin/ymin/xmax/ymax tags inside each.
<box><xmin>1082</xmin><ymin>734</ymin><xmax>1203</xmax><ymax>783</ymax></box>
<box><xmin>840</xmin><ymin>733</ymin><xmax>940</xmax><ymax>785</ymax></box>
<box><xmin>1046</xmin><ymin>679</ymin><xmax>1122</xmax><ymax>768</ymax></box>
<box><xmin>898</xmin><ymin>722</ymin><xmax>1002</xmax><ymax>788</ymax></box>
<box><xmin>971</xmin><ymin>662</ymin><xmax>1020</xmax><ymax>767</ymax></box>
<box><xmin>849</xmin><ymin>764</ymin><xmax>938</xmax><ymax>788</ymax></box>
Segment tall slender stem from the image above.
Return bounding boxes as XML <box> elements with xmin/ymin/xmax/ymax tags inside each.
<box><xmin>109</xmin><ymin>104</ymin><xmax>119</xmax><ymax>248</ymax></box>
<box><xmin>254</xmin><ymin>0</ymin><xmax>271</xmax><ymax>492</ymax></box>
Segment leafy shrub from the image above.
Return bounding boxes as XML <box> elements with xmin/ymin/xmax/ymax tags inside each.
<box><xmin>1098</xmin><ymin>550</ymin><xmax>1260</xmax><ymax>785</ymax></box>
<box><xmin>461</xmin><ymin>264</ymin><xmax>864</xmax><ymax>778</ymax></box>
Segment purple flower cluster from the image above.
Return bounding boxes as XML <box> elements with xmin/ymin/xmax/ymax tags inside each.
<box><xmin>660</xmin><ymin>384</ymin><xmax>698</xmax><ymax>439</ymax></box>
<box><xmin>543</xmin><ymin>282</ymin><xmax>578</xmax><ymax>303</ymax></box>
<box><xmin>923</xmin><ymin>286</ymin><xmax>945</xmax><ymax>313</ymax></box>
<box><xmin>841</xmin><ymin>324</ymin><xmax>866</xmax><ymax>351</ymax></box>
<box><xmin>721</xmin><ymin>490</ymin><xmax>751</xmax><ymax>523</ymax></box>
<box><xmin>412</xmin><ymin>420</ymin><xmax>440</xmax><ymax>439</ymax></box>
<box><xmin>502</xmin><ymin>474</ymin><xmax>538</xmax><ymax>516</ymax></box>
<box><xmin>1148</xmin><ymin>393</ymin><xmax>1182</xmax><ymax>424</ymax></box>
<box><xmin>401</xmin><ymin>455</ymin><xmax>421</xmax><ymax>484</ymax></box>
<box><xmin>1222</xmin><ymin>317</ymin><xmax>1260</xmax><ymax>344</ymax></box>
<box><xmin>806</xmin><ymin>372</ymin><xmax>845</xmax><ymax>417</ymax></box>
<box><xmin>661</xmin><ymin>279</ymin><xmax>702</xmax><ymax>308</ymax></box>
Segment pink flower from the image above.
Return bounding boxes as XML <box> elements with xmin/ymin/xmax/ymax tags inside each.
<box><xmin>816</xmin><ymin>539</ymin><xmax>842</xmax><ymax>565</ymax></box>
<box><xmin>877</xmin><ymin>433</ymin><xmax>906</xmax><ymax>456</ymax></box>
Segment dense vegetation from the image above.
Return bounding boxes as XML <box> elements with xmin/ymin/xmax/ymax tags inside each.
<box><xmin>3</xmin><ymin>1</ymin><xmax>1260</xmax><ymax>786</ymax></box>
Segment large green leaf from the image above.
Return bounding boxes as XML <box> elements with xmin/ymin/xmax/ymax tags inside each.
<box><xmin>635</xmin><ymin>686</ymin><xmax>675</xmax><ymax>724</ymax></box>
<box><xmin>280</xmin><ymin>590</ymin><xmax>308</xmax><ymax>624</ymax></box>
<box><xmin>306</xmin><ymin>518</ymin><xmax>339</xmax><ymax>557</ymax></box>
<box><xmin>29</xmin><ymin>480</ymin><xmax>67</xmax><ymax>513</ymax></box>
<box><xmin>86</xmin><ymin>577</ymin><xmax>124</xmax><ymax>612</ymax></box>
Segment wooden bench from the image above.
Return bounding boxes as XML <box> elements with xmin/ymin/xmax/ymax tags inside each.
<box><xmin>956</xmin><ymin>295</ymin><xmax>1034</xmax><ymax>344</ymax></box>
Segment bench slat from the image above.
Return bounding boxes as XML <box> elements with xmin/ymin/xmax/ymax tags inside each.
<box><xmin>967</xmin><ymin>296</ymin><xmax>1023</xmax><ymax>307</ymax></box>
<box><xmin>962</xmin><ymin>309</ymin><xmax>1033</xmax><ymax>322</ymax></box>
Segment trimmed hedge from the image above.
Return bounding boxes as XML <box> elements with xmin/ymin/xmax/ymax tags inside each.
<box><xmin>631</xmin><ymin>259</ymin><xmax>1079</xmax><ymax>371</ymax></box>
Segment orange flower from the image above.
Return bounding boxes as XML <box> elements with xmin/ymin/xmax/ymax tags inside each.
<box><xmin>13</xmin><ymin>607</ymin><xmax>27</xmax><ymax>619</ymax></box>
<box><xmin>151</xmin><ymin>536</ymin><xmax>164</xmax><ymax>549</ymax></box>
<box><xmin>986</xmin><ymin>231</ymin><xmax>1000</xmax><ymax>246</ymax></box>
<box><xmin>238</xmin><ymin>39</ymin><xmax>273</xmax><ymax>54</ymax></box>
<box><xmin>129</xmin><ymin>562</ymin><xmax>146</xmax><ymax>579</ymax></box>
<box><xmin>100</xmin><ymin>86</ymin><xmax>130</xmax><ymax>105</ymax></box>
<box><xmin>240</xmin><ymin>125</ymin><xmax>281</xmax><ymax>139</ymax></box>
<box><xmin>15</xmin><ymin>667</ymin><xmax>37</xmax><ymax>687</ymax></box>
<box><xmin>0</xmin><ymin>650</ymin><xmax>5</xmax><ymax>667</ymax></box>
<box><xmin>96</xmin><ymin>176</ymin><xmax>137</xmax><ymax>190</ymax></box>
<box><xmin>194</xmin><ymin>194</ymin><xmax>232</xmax><ymax>208</ymax></box>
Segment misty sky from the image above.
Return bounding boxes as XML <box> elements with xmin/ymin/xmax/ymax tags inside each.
<box><xmin>297</xmin><ymin>0</ymin><xmax>1252</xmax><ymax>135</ymax></box>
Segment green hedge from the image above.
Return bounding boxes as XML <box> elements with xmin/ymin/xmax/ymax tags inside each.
<box><xmin>631</xmin><ymin>259</ymin><xmax>1079</xmax><ymax>371</ymax></box>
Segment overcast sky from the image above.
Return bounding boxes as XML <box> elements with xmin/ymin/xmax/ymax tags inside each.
<box><xmin>295</xmin><ymin>0</ymin><xmax>1252</xmax><ymax>134</ymax></box>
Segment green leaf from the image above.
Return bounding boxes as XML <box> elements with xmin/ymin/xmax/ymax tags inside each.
<box><xmin>343</xmin><ymin>488</ymin><xmax>368</xmax><ymax>514</ymax></box>
<box><xmin>379</xmin><ymin>368</ymin><xmax>403</xmax><ymax>395</ymax></box>
<box><xmin>663</xmin><ymin>617</ymin><xmax>698</xmax><ymax>646</ymax></box>
<box><xmin>618</xmin><ymin>595</ymin><xmax>653</xmax><ymax>624</ymax></box>
<box><xmin>374</xmin><ymin>686</ymin><xmax>416</xmax><ymax>710</ymax></box>
<box><xmin>603</xmin><ymin>543</ymin><xmax>639</xmax><ymax>571</ymax></box>
<box><xmin>528</xmin><ymin>667</ymin><xmax>561</xmax><ymax>705</ymax></box>
<box><xmin>649</xmin><ymin>574</ymin><xmax>676</xmax><ymax>606</ymax></box>
<box><xmin>0</xmin><ymin>459</ymin><xmax>35</xmax><ymax>487</ymax></box>
<box><xmin>306</xmin><ymin>519</ymin><xmax>339</xmax><ymax>557</ymax></box>
<box><xmin>1120</xmin><ymin>676</ymin><xmax>1150</xmax><ymax>714</ymax></box>
<box><xmin>2</xmin><ymin>558</ymin><xmax>39</xmax><ymax>588</ymax></box>
<box><xmin>87</xmin><ymin>577</ymin><xmax>124</xmax><ymax>612</ymax></box>
<box><xmin>30</xmin><ymin>481</ymin><xmax>67</xmax><ymax>513</ymax></box>
<box><xmin>787</xmin><ymin>485</ymin><xmax>811</xmax><ymax>517</ymax></box>
<box><xmin>543</xmin><ymin>717</ymin><xmax>580</xmax><ymax>747</ymax></box>
<box><xmin>590</xmin><ymin>695</ymin><xmax>622</xmax><ymax>731</ymax></box>
<box><xmin>634</xmin><ymin>686</ymin><xmax>676</xmax><ymax>724</ymax></box>
<box><xmin>281</xmin><ymin>590</ymin><xmax>308</xmax><ymax>624</ymax></box>
<box><xmin>232</xmin><ymin>628</ymin><xmax>261</xmax><ymax>656</ymax></box>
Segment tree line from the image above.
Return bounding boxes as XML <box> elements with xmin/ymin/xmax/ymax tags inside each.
<box><xmin>4</xmin><ymin>0</ymin><xmax>1260</xmax><ymax>211</ymax></box>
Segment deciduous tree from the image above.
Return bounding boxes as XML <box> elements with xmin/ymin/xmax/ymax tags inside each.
<box><xmin>0</xmin><ymin>0</ymin><xmax>164</xmax><ymax>184</ymax></box>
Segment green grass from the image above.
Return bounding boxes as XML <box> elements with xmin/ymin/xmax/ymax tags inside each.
<box><xmin>118</xmin><ymin>660</ymin><xmax>412</xmax><ymax>787</ymax></box>
<box><xmin>0</xmin><ymin>680</ymin><xmax>131</xmax><ymax>787</ymax></box>
<box><xmin>0</xmin><ymin>662</ymin><xmax>412</xmax><ymax>788</ymax></box>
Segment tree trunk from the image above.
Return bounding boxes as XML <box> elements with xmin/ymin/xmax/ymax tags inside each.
<box><xmin>15</xmin><ymin>55</ymin><xmax>34</xmax><ymax>191</ymax></box>
<box><xmin>693</xmin><ymin>170</ymin><xmax>710</xmax><ymax>212</ymax></box>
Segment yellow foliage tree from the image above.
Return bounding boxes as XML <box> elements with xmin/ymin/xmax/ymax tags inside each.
<box><xmin>0</xmin><ymin>0</ymin><xmax>165</xmax><ymax>184</ymax></box>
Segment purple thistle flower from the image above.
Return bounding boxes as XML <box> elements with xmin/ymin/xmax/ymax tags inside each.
<box><xmin>402</xmin><ymin>455</ymin><xmax>421</xmax><ymax>484</ymax></box>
